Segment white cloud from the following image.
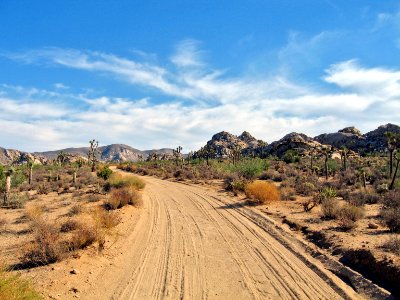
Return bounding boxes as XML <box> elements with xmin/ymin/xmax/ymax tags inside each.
<box><xmin>1</xmin><ymin>45</ymin><xmax>400</xmax><ymax>152</ymax></box>
<box><xmin>170</xmin><ymin>39</ymin><xmax>205</xmax><ymax>68</ymax></box>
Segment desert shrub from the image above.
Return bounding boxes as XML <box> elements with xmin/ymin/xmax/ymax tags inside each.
<box><xmin>376</xmin><ymin>182</ymin><xmax>389</xmax><ymax>194</ymax></box>
<box><xmin>11</xmin><ymin>169</ymin><xmax>26</xmax><ymax>188</ymax></box>
<box><xmin>382</xmin><ymin>236</ymin><xmax>400</xmax><ymax>255</ymax></box>
<box><xmin>382</xmin><ymin>190</ymin><xmax>400</xmax><ymax>209</ymax></box>
<box><xmin>60</xmin><ymin>219</ymin><xmax>79</xmax><ymax>233</ymax></box>
<box><xmin>97</xmin><ymin>165</ymin><xmax>113</xmax><ymax>180</ymax></box>
<box><xmin>20</xmin><ymin>221</ymin><xmax>64</xmax><ymax>267</ymax></box>
<box><xmin>218</xmin><ymin>159</ymin><xmax>268</xmax><ymax>180</ymax></box>
<box><xmin>0</xmin><ymin>267</ymin><xmax>42</xmax><ymax>300</ymax></box>
<box><xmin>135</xmin><ymin>167</ymin><xmax>149</xmax><ymax>176</ymax></box>
<box><xmin>7</xmin><ymin>193</ymin><xmax>29</xmax><ymax>209</ymax></box>
<box><xmin>380</xmin><ymin>190</ymin><xmax>400</xmax><ymax>232</ymax></box>
<box><xmin>294</xmin><ymin>175</ymin><xmax>319</xmax><ymax>196</ymax></box>
<box><xmin>87</xmin><ymin>194</ymin><xmax>102</xmax><ymax>202</ymax></box>
<box><xmin>296</xmin><ymin>181</ymin><xmax>316</xmax><ymax>196</ymax></box>
<box><xmin>223</xmin><ymin>174</ymin><xmax>238</xmax><ymax>191</ymax></box>
<box><xmin>245</xmin><ymin>181</ymin><xmax>280</xmax><ymax>205</ymax></box>
<box><xmin>339</xmin><ymin>170</ymin><xmax>357</xmax><ymax>186</ymax></box>
<box><xmin>380</xmin><ymin>208</ymin><xmax>400</xmax><ymax>233</ymax></box>
<box><xmin>68</xmin><ymin>204</ymin><xmax>83</xmax><ymax>216</ymax></box>
<box><xmin>280</xmin><ymin>186</ymin><xmax>296</xmax><ymax>201</ymax></box>
<box><xmin>259</xmin><ymin>170</ymin><xmax>285</xmax><ymax>182</ymax></box>
<box><xmin>321</xmin><ymin>198</ymin><xmax>340</xmax><ymax>219</ymax></box>
<box><xmin>282</xmin><ymin>149</ymin><xmax>300</xmax><ymax>164</ymax></box>
<box><xmin>337</xmin><ymin>204</ymin><xmax>365</xmax><ymax>230</ymax></box>
<box><xmin>104</xmin><ymin>187</ymin><xmax>142</xmax><ymax>210</ymax></box>
<box><xmin>24</xmin><ymin>205</ymin><xmax>44</xmax><ymax>222</ymax></box>
<box><xmin>36</xmin><ymin>183</ymin><xmax>51</xmax><ymax>195</ymax></box>
<box><xmin>68</xmin><ymin>225</ymin><xmax>99</xmax><ymax>251</ymax></box>
<box><xmin>223</xmin><ymin>174</ymin><xmax>246</xmax><ymax>194</ymax></box>
<box><xmin>321</xmin><ymin>186</ymin><xmax>337</xmax><ymax>199</ymax></box>
<box><xmin>106</xmin><ymin>173</ymin><xmax>145</xmax><ymax>191</ymax></box>
<box><xmin>327</xmin><ymin>159</ymin><xmax>340</xmax><ymax>176</ymax></box>
<box><xmin>348</xmin><ymin>190</ymin><xmax>381</xmax><ymax>206</ymax></box>
<box><xmin>92</xmin><ymin>208</ymin><xmax>120</xmax><ymax>229</ymax></box>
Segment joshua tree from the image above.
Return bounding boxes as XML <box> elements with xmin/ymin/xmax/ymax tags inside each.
<box><xmin>173</xmin><ymin>146</ymin><xmax>183</xmax><ymax>166</ymax></box>
<box><xmin>27</xmin><ymin>158</ymin><xmax>34</xmax><ymax>185</ymax></box>
<box><xmin>56</xmin><ymin>151</ymin><xmax>68</xmax><ymax>166</ymax></box>
<box><xmin>389</xmin><ymin>149</ymin><xmax>400</xmax><ymax>190</ymax></box>
<box><xmin>385</xmin><ymin>132</ymin><xmax>397</xmax><ymax>177</ymax></box>
<box><xmin>3</xmin><ymin>169</ymin><xmax>13</xmax><ymax>206</ymax></box>
<box><xmin>229</xmin><ymin>145</ymin><xmax>242</xmax><ymax>165</ymax></box>
<box><xmin>308</xmin><ymin>147</ymin><xmax>318</xmax><ymax>174</ymax></box>
<box><xmin>339</xmin><ymin>146</ymin><xmax>349</xmax><ymax>171</ymax></box>
<box><xmin>320</xmin><ymin>146</ymin><xmax>333</xmax><ymax>180</ymax></box>
<box><xmin>88</xmin><ymin>140</ymin><xmax>99</xmax><ymax>172</ymax></box>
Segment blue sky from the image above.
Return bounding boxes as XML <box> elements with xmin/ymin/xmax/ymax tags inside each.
<box><xmin>0</xmin><ymin>1</ymin><xmax>400</xmax><ymax>151</ymax></box>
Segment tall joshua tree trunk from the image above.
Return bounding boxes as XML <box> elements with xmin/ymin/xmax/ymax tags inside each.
<box><xmin>324</xmin><ymin>154</ymin><xmax>329</xmax><ymax>180</ymax></box>
<box><xmin>29</xmin><ymin>164</ymin><xmax>33</xmax><ymax>185</ymax></box>
<box><xmin>4</xmin><ymin>170</ymin><xmax>12</xmax><ymax>206</ymax></box>
<box><xmin>389</xmin><ymin>149</ymin><xmax>394</xmax><ymax>177</ymax></box>
<box><xmin>389</xmin><ymin>153</ymin><xmax>400</xmax><ymax>190</ymax></box>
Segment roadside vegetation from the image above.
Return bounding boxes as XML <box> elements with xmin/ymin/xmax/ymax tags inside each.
<box><xmin>0</xmin><ymin>141</ymin><xmax>145</xmax><ymax>297</ymax></box>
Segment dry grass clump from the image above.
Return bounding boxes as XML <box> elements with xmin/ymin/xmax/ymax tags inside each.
<box><xmin>0</xmin><ymin>267</ymin><xmax>42</xmax><ymax>300</ymax></box>
<box><xmin>87</xmin><ymin>193</ymin><xmax>102</xmax><ymax>203</ymax></box>
<box><xmin>380</xmin><ymin>208</ymin><xmax>400</xmax><ymax>233</ymax></box>
<box><xmin>60</xmin><ymin>219</ymin><xmax>80</xmax><ymax>233</ymax></box>
<box><xmin>92</xmin><ymin>208</ymin><xmax>120</xmax><ymax>229</ymax></box>
<box><xmin>321</xmin><ymin>198</ymin><xmax>339</xmax><ymax>219</ymax></box>
<box><xmin>382</xmin><ymin>236</ymin><xmax>400</xmax><ymax>255</ymax></box>
<box><xmin>280</xmin><ymin>186</ymin><xmax>296</xmax><ymax>201</ymax></box>
<box><xmin>104</xmin><ymin>187</ymin><xmax>142</xmax><ymax>210</ymax></box>
<box><xmin>68</xmin><ymin>225</ymin><xmax>99</xmax><ymax>251</ymax></box>
<box><xmin>20</xmin><ymin>221</ymin><xmax>65</xmax><ymax>268</ymax></box>
<box><xmin>380</xmin><ymin>190</ymin><xmax>400</xmax><ymax>232</ymax></box>
<box><xmin>24</xmin><ymin>205</ymin><xmax>44</xmax><ymax>222</ymax></box>
<box><xmin>245</xmin><ymin>181</ymin><xmax>280</xmax><ymax>205</ymax></box>
<box><xmin>107</xmin><ymin>173</ymin><xmax>145</xmax><ymax>190</ymax></box>
<box><xmin>68</xmin><ymin>204</ymin><xmax>83</xmax><ymax>216</ymax></box>
<box><xmin>337</xmin><ymin>204</ymin><xmax>365</xmax><ymax>230</ymax></box>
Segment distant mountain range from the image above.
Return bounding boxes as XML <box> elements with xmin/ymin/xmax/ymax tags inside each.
<box><xmin>0</xmin><ymin>123</ymin><xmax>399</xmax><ymax>165</ymax></box>
<box><xmin>0</xmin><ymin>144</ymin><xmax>174</xmax><ymax>165</ymax></box>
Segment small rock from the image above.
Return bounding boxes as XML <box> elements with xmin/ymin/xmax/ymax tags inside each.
<box><xmin>70</xmin><ymin>269</ymin><xmax>79</xmax><ymax>275</ymax></box>
<box><xmin>70</xmin><ymin>287</ymin><xmax>79</xmax><ymax>293</ymax></box>
<box><xmin>368</xmin><ymin>222</ymin><xmax>379</xmax><ymax>229</ymax></box>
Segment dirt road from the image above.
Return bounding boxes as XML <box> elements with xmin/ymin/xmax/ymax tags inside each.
<box><xmin>80</xmin><ymin>174</ymin><xmax>359</xmax><ymax>300</ymax></box>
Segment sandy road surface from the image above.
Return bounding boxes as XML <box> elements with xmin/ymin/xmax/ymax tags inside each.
<box><xmin>82</xmin><ymin>174</ymin><xmax>359</xmax><ymax>300</ymax></box>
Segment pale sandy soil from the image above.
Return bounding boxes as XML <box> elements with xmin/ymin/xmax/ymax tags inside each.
<box><xmin>2</xmin><ymin>171</ymin><xmax>392</xmax><ymax>299</ymax></box>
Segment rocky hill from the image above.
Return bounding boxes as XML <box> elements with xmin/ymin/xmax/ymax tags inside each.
<box><xmin>0</xmin><ymin>147</ymin><xmax>48</xmax><ymax>165</ymax></box>
<box><xmin>36</xmin><ymin>144</ymin><xmax>174</xmax><ymax>163</ymax></box>
<box><xmin>202</xmin><ymin>131</ymin><xmax>265</xmax><ymax>158</ymax></box>
<box><xmin>0</xmin><ymin>144</ymin><xmax>174</xmax><ymax>165</ymax></box>
<box><xmin>265</xmin><ymin>132</ymin><xmax>325</xmax><ymax>157</ymax></box>
<box><xmin>315</xmin><ymin>123</ymin><xmax>400</xmax><ymax>154</ymax></box>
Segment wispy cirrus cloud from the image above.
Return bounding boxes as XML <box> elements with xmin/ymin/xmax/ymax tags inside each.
<box><xmin>1</xmin><ymin>40</ymin><xmax>400</xmax><ymax>152</ymax></box>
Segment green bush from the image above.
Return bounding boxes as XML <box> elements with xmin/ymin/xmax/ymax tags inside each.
<box><xmin>282</xmin><ymin>149</ymin><xmax>300</xmax><ymax>164</ymax></box>
<box><xmin>97</xmin><ymin>165</ymin><xmax>113</xmax><ymax>180</ymax></box>
<box><xmin>106</xmin><ymin>173</ymin><xmax>145</xmax><ymax>190</ymax></box>
<box><xmin>218</xmin><ymin>158</ymin><xmax>269</xmax><ymax>180</ymax></box>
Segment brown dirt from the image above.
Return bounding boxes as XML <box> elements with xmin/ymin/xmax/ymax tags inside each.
<box><xmin>3</xmin><ymin>171</ymin><xmax>386</xmax><ymax>299</ymax></box>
